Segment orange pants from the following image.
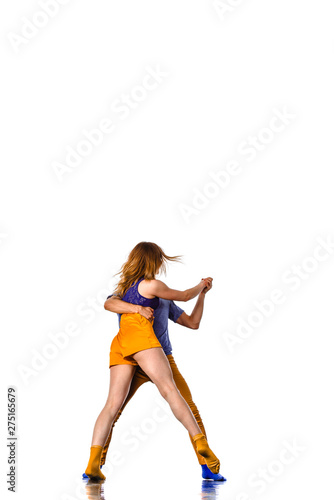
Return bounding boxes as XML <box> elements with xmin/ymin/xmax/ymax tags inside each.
<box><xmin>101</xmin><ymin>354</ymin><xmax>207</xmax><ymax>466</ymax></box>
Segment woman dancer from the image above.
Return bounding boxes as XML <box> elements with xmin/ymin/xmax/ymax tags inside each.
<box><xmin>84</xmin><ymin>242</ymin><xmax>220</xmax><ymax>480</ymax></box>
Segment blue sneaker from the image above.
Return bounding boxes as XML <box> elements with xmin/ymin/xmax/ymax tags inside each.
<box><xmin>201</xmin><ymin>464</ymin><xmax>226</xmax><ymax>481</ymax></box>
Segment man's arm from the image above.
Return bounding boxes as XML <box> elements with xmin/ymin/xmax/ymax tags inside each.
<box><xmin>176</xmin><ymin>278</ymin><xmax>212</xmax><ymax>330</ymax></box>
<box><xmin>104</xmin><ymin>296</ymin><xmax>154</xmax><ymax>322</ymax></box>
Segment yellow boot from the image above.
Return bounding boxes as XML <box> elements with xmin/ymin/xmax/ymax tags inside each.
<box><xmin>193</xmin><ymin>434</ymin><xmax>220</xmax><ymax>474</ymax></box>
<box><xmin>84</xmin><ymin>445</ymin><xmax>106</xmax><ymax>480</ymax></box>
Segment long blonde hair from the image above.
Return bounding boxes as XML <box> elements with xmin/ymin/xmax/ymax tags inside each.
<box><xmin>114</xmin><ymin>242</ymin><xmax>181</xmax><ymax>297</ymax></box>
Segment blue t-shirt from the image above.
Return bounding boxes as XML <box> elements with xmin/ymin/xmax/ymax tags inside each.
<box><xmin>149</xmin><ymin>299</ymin><xmax>184</xmax><ymax>355</ymax></box>
<box><xmin>107</xmin><ymin>295</ymin><xmax>184</xmax><ymax>356</ymax></box>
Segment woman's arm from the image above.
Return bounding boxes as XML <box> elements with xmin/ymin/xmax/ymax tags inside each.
<box><xmin>141</xmin><ymin>278</ymin><xmax>210</xmax><ymax>302</ymax></box>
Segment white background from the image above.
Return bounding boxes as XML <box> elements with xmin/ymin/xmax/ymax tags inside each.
<box><xmin>1</xmin><ymin>1</ymin><xmax>334</xmax><ymax>499</ymax></box>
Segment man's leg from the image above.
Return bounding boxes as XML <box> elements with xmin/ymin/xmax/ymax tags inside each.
<box><xmin>100</xmin><ymin>366</ymin><xmax>150</xmax><ymax>466</ymax></box>
<box><xmin>167</xmin><ymin>354</ymin><xmax>226</xmax><ymax>480</ymax></box>
<box><xmin>167</xmin><ymin>355</ymin><xmax>207</xmax><ymax>464</ymax></box>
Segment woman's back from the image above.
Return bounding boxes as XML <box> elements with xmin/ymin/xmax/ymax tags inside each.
<box><xmin>122</xmin><ymin>278</ymin><xmax>160</xmax><ymax>310</ymax></box>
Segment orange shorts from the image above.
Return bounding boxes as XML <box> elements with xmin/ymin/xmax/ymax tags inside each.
<box><xmin>109</xmin><ymin>313</ymin><xmax>162</xmax><ymax>367</ymax></box>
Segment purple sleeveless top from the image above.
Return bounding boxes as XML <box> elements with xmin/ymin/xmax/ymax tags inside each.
<box><xmin>122</xmin><ymin>278</ymin><xmax>160</xmax><ymax>310</ymax></box>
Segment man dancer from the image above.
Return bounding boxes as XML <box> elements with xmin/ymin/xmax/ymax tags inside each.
<box><xmin>83</xmin><ymin>278</ymin><xmax>225</xmax><ymax>481</ymax></box>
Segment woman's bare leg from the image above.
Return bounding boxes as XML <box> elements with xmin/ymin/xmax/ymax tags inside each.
<box><xmin>132</xmin><ymin>347</ymin><xmax>220</xmax><ymax>473</ymax></box>
<box><xmin>85</xmin><ymin>364</ymin><xmax>136</xmax><ymax>479</ymax></box>
<box><xmin>133</xmin><ymin>347</ymin><xmax>200</xmax><ymax>435</ymax></box>
<box><xmin>91</xmin><ymin>364</ymin><xmax>136</xmax><ymax>446</ymax></box>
